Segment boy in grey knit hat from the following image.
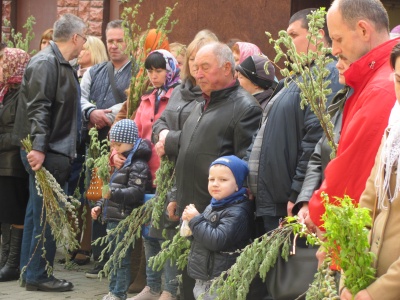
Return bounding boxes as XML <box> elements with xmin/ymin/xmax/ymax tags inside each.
<box><xmin>92</xmin><ymin>119</ymin><xmax>152</xmax><ymax>300</ymax></box>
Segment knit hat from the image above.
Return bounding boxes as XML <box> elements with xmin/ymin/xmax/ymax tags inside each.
<box><xmin>210</xmin><ymin>155</ymin><xmax>249</xmax><ymax>189</ymax></box>
<box><xmin>236</xmin><ymin>55</ymin><xmax>277</xmax><ymax>90</ymax></box>
<box><xmin>109</xmin><ymin>119</ymin><xmax>138</xmax><ymax>145</ymax></box>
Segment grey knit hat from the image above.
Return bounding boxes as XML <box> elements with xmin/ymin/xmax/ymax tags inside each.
<box><xmin>109</xmin><ymin>119</ymin><xmax>138</xmax><ymax>145</ymax></box>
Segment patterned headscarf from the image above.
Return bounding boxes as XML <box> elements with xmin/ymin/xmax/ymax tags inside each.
<box><xmin>235</xmin><ymin>42</ymin><xmax>262</xmax><ymax>64</ymax></box>
<box><xmin>0</xmin><ymin>47</ymin><xmax>30</xmax><ymax>103</ymax></box>
<box><xmin>148</xmin><ymin>49</ymin><xmax>181</xmax><ymax>93</ymax></box>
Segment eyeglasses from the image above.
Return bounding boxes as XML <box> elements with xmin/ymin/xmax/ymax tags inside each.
<box><xmin>76</xmin><ymin>33</ymin><xmax>87</xmax><ymax>43</ymax></box>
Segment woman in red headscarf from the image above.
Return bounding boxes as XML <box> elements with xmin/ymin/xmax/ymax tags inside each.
<box><xmin>0</xmin><ymin>47</ymin><xmax>30</xmax><ymax>282</ymax></box>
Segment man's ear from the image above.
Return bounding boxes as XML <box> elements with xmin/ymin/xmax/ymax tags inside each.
<box><xmin>356</xmin><ymin>20</ymin><xmax>372</xmax><ymax>41</ymax></box>
<box><xmin>223</xmin><ymin>61</ymin><xmax>232</xmax><ymax>76</ymax></box>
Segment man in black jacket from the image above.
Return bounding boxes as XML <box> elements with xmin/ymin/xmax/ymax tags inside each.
<box><xmin>14</xmin><ymin>13</ymin><xmax>86</xmax><ymax>292</ymax></box>
<box><xmin>246</xmin><ymin>8</ymin><xmax>343</xmax><ymax>234</ymax></box>
<box><xmin>169</xmin><ymin>41</ymin><xmax>262</xmax><ymax>300</ymax></box>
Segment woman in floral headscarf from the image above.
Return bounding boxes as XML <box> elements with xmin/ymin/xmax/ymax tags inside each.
<box><xmin>0</xmin><ymin>47</ymin><xmax>30</xmax><ymax>282</ymax></box>
<box><xmin>134</xmin><ymin>49</ymin><xmax>180</xmax><ymax>185</ymax></box>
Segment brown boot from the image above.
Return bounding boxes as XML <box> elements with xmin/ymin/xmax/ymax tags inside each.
<box><xmin>128</xmin><ymin>240</ymin><xmax>146</xmax><ymax>293</ymax></box>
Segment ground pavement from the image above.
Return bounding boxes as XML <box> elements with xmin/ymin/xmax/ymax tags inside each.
<box><xmin>0</xmin><ymin>248</ymin><xmax>125</xmax><ymax>300</ymax></box>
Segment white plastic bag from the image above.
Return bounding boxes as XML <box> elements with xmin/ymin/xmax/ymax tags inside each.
<box><xmin>180</xmin><ymin>219</ymin><xmax>192</xmax><ymax>237</ymax></box>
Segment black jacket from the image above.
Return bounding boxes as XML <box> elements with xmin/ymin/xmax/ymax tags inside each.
<box><xmin>253</xmin><ymin>60</ymin><xmax>343</xmax><ymax>217</ymax></box>
<box><xmin>96</xmin><ymin>139</ymin><xmax>152</xmax><ymax>222</ymax></box>
<box><xmin>14</xmin><ymin>41</ymin><xmax>80</xmax><ymax>159</ymax></box>
<box><xmin>175</xmin><ymin>80</ymin><xmax>262</xmax><ymax>215</ymax></box>
<box><xmin>152</xmin><ymin>79</ymin><xmax>202</xmax><ymax>160</ymax></box>
<box><xmin>187</xmin><ymin>197</ymin><xmax>254</xmax><ymax>281</ymax></box>
<box><xmin>0</xmin><ymin>89</ymin><xmax>27</xmax><ymax>178</ymax></box>
<box><xmin>293</xmin><ymin>86</ymin><xmax>350</xmax><ymax>213</ymax></box>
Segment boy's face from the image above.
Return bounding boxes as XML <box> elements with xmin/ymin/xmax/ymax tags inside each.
<box><xmin>208</xmin><ymin>165</ymin><xmax>238</xmax><ymax>201</ymax></box>
<box><xmin>112</xmin><ymin>142</ymin><xmax>133</xmax><ymax>154</ymax></box>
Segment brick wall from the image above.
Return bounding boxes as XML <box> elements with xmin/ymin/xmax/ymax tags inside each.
<box><xmin>1</xmin><ymin>0</ymin><xmax>107</xmax><ymax>41</ymax></box>
<box><xmin>57</xmin><ymin>0</ymin><xmax>104</xmax><ymax>37</ymax></box>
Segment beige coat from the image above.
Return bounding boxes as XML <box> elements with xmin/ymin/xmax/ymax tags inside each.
<box><xmin>359</xmin><ymin>136</ymin><xmax>400</xmax><ymax>300</ymax></box>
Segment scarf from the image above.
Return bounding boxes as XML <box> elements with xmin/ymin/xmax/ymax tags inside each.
<box><xmin>377</xmin><ymin>101</ymin><xmax>400</xmax><ymax>208</ymax></box>
<box><xmin>148</xmin><ymin>49</ymin><xmax>181</xmax><ymax>98</ymax></box>
<box><xmin>0</xmin><ymin>48</ymin><xmax>30</xmax><ymax>104</ymax></box>
<box><xmin>235</xmin><ymin>42</ymin><xmax>262</xmax><ymax>64</ymax></box>
<box><xmin>210</xmin><ymin>187</ymin><xmax>247</xmax><ymax>208</ymax></box>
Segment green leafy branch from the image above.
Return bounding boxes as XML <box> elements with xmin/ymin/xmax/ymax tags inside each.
<box><xmin>2</xmin><ymin>16</ymin><xmax>36</xmax><ymax>55</ymax></box>
<box><xmin>121</xmin><ymin>1</ymin><xmax>179</xmax><ymax>118</ymax></box>
<box><xmin>208</xmin><ymin>219</ymin><xmax>308</xmax><ymax>300</ymax></box>
<box><xmin>320</xmin><ymin>193</ymin><xmax>375</xmax><ymax>296</ymax></box>
<box><xmin>85</xmin><ymin>127</ymin><xmax>111</xmax><ymax>198</ymax></box>
<box><xmin>149</xmin><ymin>230</ymin><xmax>191</xmax><ymax>272</ymax></box>
<box><xmin>266</xmin><ymin>8</ymin><xmax>337</xmax><ymax>158</ymax></box>
<box><xmin>94</xmin><ymin>156</ymin><xmax>175</xmax><ymax>278</ymax></box>
<box><xmin>21</xmin><ymin>136</ymin><xmax>81</xmax><ymax>277</ymax></box>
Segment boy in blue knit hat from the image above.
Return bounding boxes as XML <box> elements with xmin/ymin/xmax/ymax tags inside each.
<box><xmin>182</xmin><ymin>155</ymin><xmax>254</xmax><ymax>300</ymax></box>
<box><xmin>91</xmin><ymin>119</ymin><xmax>152</xmax><ymax>300</ymax></box>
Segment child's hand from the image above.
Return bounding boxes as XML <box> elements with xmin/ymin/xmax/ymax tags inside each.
<box><xmin>91</xmin><ymin>206</ymin><xmax>101</xmax><ymax>220</ymax></box>
<box><xmin>113</xmin><ymin>153</ymin><xmax>126</xmax><ymax>169</ymax></box>
<box><xmin>182</xmin><ymin>204</ymin><xmax>199</xmax><ymax>222</ymax></box>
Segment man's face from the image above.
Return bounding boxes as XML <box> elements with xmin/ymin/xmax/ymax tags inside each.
<box><xmin>106</xmin><ymin>28</ymin><xmax>128</xmax><ymax>63</ymax></box>
<box><xmin>194</xmin><ymin>48</ymin><xmax>230</xmax><ymax>96</ymax></box>
<box><xmin>327</xmin><ymin>7</ymin><xmax>370</xmax><ymax>65</ymax></box>
<box><xmin>287</xmin><ymin>20</ymin><xmax>317</xmax><ymax>55</ymax></box>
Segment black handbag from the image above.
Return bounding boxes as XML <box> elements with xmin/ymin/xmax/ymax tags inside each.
<box><xmin>266</xmin><ymin>234</ymin><xmax>318</xmax><ymax>300</ymax></box>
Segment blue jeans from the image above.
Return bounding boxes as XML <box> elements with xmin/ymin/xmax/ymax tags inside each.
<box><xmin>107</xmin><ymin>221</ymin><xmax>132</xmax><ymax>300</ymax></box>
<box><xmin>20</xmin><ymin>150</ymin><xmax>71</xmax><ymax>283</ymax></box>
<box><xmin>143</xmin><ymin>236</ymin><xmax>179</xmax><ymax>296</ymax></box>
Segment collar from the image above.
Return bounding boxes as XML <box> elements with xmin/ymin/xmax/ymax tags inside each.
<box><xmin>345</xmin><ymin>37</ymin><xmax>400</xmax><ymax>90</ymax></box>
<box><xmin>114</xmin><ymin>59</ymin><xmax>131</xmax><ymax>74</ymax></box>
<box><xmin>49</xmin><ymin>40</ymin><xmax>70</xmax><ymax>66</ymax></box>
<box><xmin>200</xmin><ymin>79</ymin><xmax>239</xmax><ymax>104</ymax></box>
<box><xmin>142</xmin><ymin>86</ymin><xmax>175</xmax><ymax>101</ymax></box>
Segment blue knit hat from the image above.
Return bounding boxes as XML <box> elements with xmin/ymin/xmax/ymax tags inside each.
<box><xmin>109</xmin><ymin>119</ymin><xmax>138</xmax><ymax>145</ymax></box>
<box><xmin>210</xmin><ymin>155</ymin><xmax>249</xmax><ymax>188</ymax></box>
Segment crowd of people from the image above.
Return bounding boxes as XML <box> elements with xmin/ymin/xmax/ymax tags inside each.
<box><xmin>1</xmin><ymin>0</ymin><xmax>400</xmax><ymax>299</ymax></box>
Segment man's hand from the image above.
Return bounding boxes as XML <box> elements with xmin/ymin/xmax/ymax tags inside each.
<box><xmin>158</xmin><ymin>129</ymin><xmax>169</xmax><ymax>143</ymax></box>
<box><xmin>155</xmin><ymin>141</ymin><xmax>166</xmax><ymax>157</ymax></box>
<box><xmin>167</xmin><ymin>201</ymin><xmax>179</xmax><ymax>221</ymax></box>
<box><xmin>91</xmin><ymin>206</ymin><xmax>101</xmax><ymax>220</ymax></box>
<box><xmin>340</xmin><ymin>288</ymin><xmax>353</xmax><ymax>300</ymax></box>
<box><xmin>354</xmin><ymin>290</ymin><xmax>372</xmax><ymax>300</ymax></box>
<box><xmin>287</xmin><ymin>201</ymin><xmax>295</xmax><ymax>216</ymax></box>
<box><xmin>297</xmin><ymin>203</ymin><xmax>309</xmax><ymax>224</ymax></box>
<box><xmin>182</xmin><ymin>204</ymin><xmax>200</xmax><ymax>222</ymax></box>
<box><xmin>113</xmin><ymin>153</ymin><xmax>126</xmax><ymax>169</ymax></box>
<box><xmin>27</xmin><ymin>150</ymin><xmax>45</xmax><ymax>171</ymax></box>
<box><xmin>89</xmin><ymin>109</ymin><xmax>112</xmax><ymax>129</ymax></box>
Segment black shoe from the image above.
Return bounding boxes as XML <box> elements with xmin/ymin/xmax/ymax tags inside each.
<box><xmin>85</xmin><ymin>263</ymin><xmax>103</xmax><ymax>279</ymax></box>
<box><xmin>25</xmin><ymin>278</ymin><xmax>74</xmax><ymax>292</ymax></box>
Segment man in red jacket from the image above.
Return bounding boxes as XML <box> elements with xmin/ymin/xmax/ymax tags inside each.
<box><xmin>306</xmin><ymin>0</ymin><xmax>399</xmax><ymax>254</ymax></box>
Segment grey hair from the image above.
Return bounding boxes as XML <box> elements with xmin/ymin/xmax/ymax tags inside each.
<box><xmin>106</xmin><ymin>20</ymin><xmax>123</xmax><ymax>32</ymax></box>
<box><xmin>331</xmin><ymin>0</ymin><xmax>389</xmax><ymax>33</ymax></box>
<box><xmin>53</xmin><ymin>13</ymin><xmax>86</xmax><ymax>42</ymax></box>
<box><xmin>201</xmin><ymin>42</ymin><xmax>235</xmax><ymax>76</ymax></box>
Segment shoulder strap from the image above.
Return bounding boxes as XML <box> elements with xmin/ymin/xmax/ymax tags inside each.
<box><xmin>107</xmin><ymin>61</ymin><xmax>123</xmax><ymax>104</ymax></box>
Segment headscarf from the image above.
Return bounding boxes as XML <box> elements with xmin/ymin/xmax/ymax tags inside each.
<box><xmin>377</xmin><ymin>101</ymin><xmax>400</xmax><ymax>208</ymax></box>
<box><xmin>148</xmin><ymin>49</ymin><xmax>180</xmax><ymax>96</ymax></box>
<box><xmin>0</xmin><ymin>47</ymin><xmax>30</xmax><ymax>103</ymax></box>
<box><xmin>234</xmin><ymin>42</ymin><xmax>262</xmax><ymax>64</ymax></box>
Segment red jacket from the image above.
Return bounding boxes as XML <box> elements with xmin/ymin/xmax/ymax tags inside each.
<box><xmin>309</xmin><ymin>38</ymin><xmax>400</xmax><ymax>228</ymax></box>
<box><xmin>134</xmin><ymin>87</ymin><xmax>174</xmax><ymax>185</ymax></box>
